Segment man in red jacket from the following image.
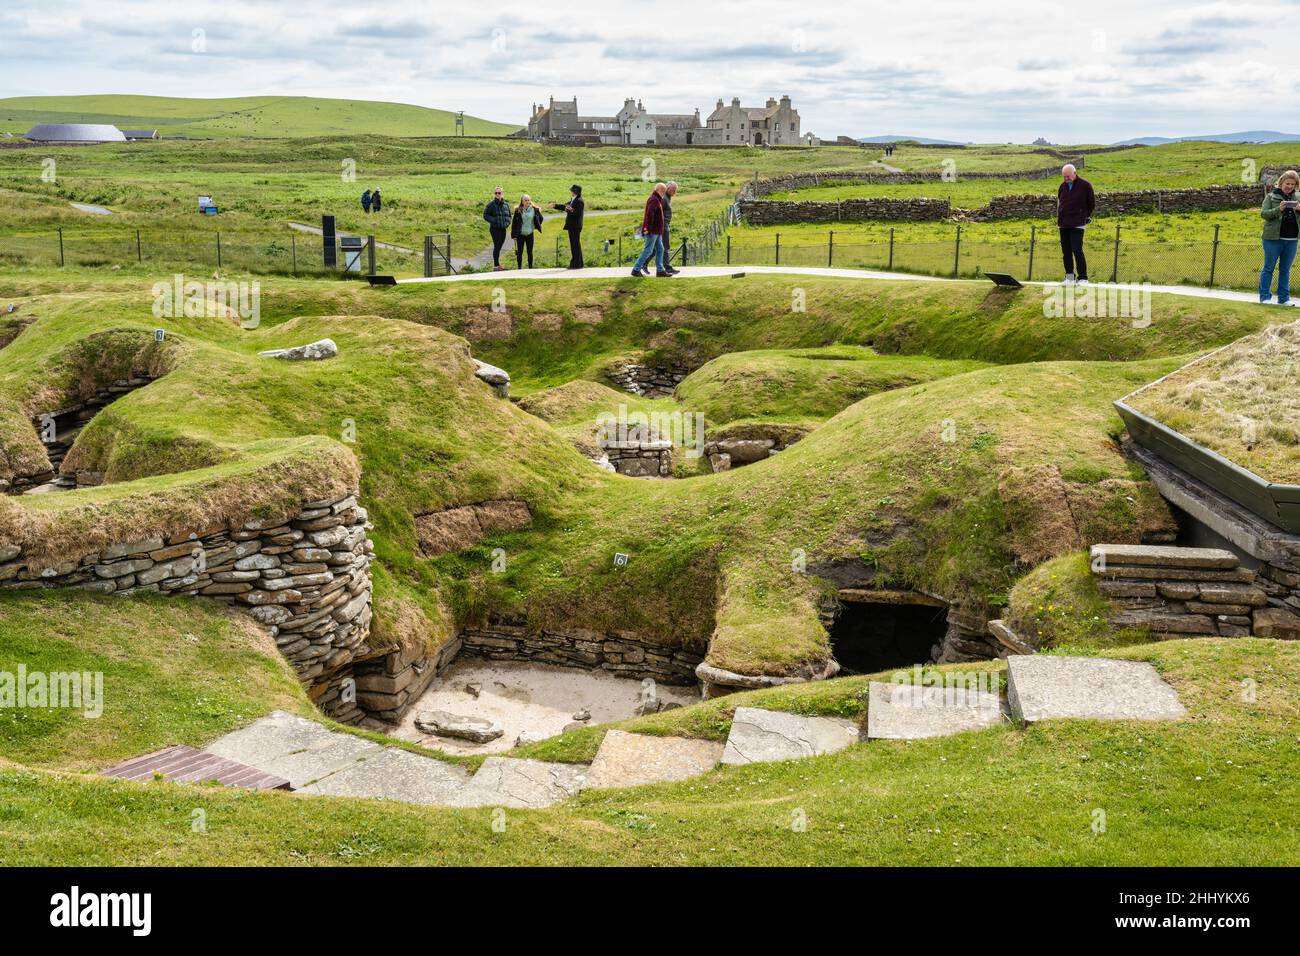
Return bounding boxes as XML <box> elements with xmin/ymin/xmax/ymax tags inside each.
<box><xmin>1057</xmin><ymin>164</ymin><xmax>1096</xmax><ymax>284</ymax></box>
<box><xmin>631</xmin><ymin>183</ymin><xmax>671</xmax><ymax>277</ymax></box>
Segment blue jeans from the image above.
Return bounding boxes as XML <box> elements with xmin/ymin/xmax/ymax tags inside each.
<box><xmin>1259</xmin><ymin>239</ymin><xmax>1298</xmax><ymax>302</ymax></box>
<box><xmin>633</xmin><ymin>233</ymin><xmax>665</xmax><ymax>273</ymax></box>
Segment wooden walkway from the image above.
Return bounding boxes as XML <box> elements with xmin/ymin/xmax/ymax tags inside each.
<box><xmin>102</xmin><ymin>744</ymin><xmax>292</xmax><ymax>791</ymax></box>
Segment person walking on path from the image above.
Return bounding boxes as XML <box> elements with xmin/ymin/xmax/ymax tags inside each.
<box><xmin>511</xmin><ymin>194</ymin><xmax>543</xmax><ymax>270</ymax></box>
<box><xmin>661</xmin><ymin>181</ymin><xmax>680</xmax><ymax>274</ymax></box>
<box><xmin>371</xmin><ymin>188</ymin><xmax>382</xmax><ymax>213</ymax></box>
<box><xmin>631</xmin><ymin>183</ymin><xmax>670</xmax><ymax>277</ymax></box>
<box><xmin>1057</xmin><ymin>163</ymin><xmax>1095</xmax><ymax>284</ymax></box>
<box><xmin>552</xmin><ymin>184</ymin><xmax>585</xmax><ymax>268</ymax></box>
<box><xmin>1259</xmin><ymin>170</ymin><xmax>1300</xmax><ymax>305</ymax></box>
<box><xmin>483</xmin><ymin>186</ymin><xmax>512</xmax><ymax>271</ymax></box>
<box><xmin>361</xmin><ymin>189</ymin><xmax>372</xmax><ymax>214</ymax></box>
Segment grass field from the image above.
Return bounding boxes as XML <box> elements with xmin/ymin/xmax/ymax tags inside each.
<box><xmin>0</xmin><ymin>94</ymin><xmax>520</xmax><ymax>139</ymax></box>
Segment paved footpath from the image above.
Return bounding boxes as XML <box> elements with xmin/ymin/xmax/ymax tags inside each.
<box><xmin>394</xmin><ymin>263</ymin><xmax>1264</xmax><ymax>306</ymax></box>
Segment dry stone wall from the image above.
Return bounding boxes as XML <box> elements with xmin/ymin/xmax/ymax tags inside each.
<box><xmin>604</xmin><ymin>360</ymin><xmax>692</xmax><ymax>398</ymax></box>
<box><xmin>0</xmin><ymin>490</ymin><xmax>376</xmax><ymax>723</ymax></box>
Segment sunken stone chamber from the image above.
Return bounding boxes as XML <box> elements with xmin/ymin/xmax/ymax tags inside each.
<box><xmin>0</xmin><ymin>491</ymin><xmax>376</xmax><ymax>724</ymax></box>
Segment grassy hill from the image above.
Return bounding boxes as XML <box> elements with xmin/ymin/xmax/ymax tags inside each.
<box><xmin>0</xmin><ymin>94</ymin><xmax>521</xmax><ymax>139</ymax></box>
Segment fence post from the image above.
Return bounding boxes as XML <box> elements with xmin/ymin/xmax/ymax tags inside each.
<box><xmin>828</xmin><ymin>230</ymin><xmax>834</xmax><ymax>268</ymax></box>
<box><xmin>888</xmin><ymin>227</ymin><xmax>894</xmax><ymax>270</ymax></box>
<box><xmin>136</xmin><ymin>229</ymin><xmax>142</xmax><ymax>264</ymax></box>
<box><xmin>727</xmin><ymin>234</ymin><xmax>731</xmax><ymax>265</ymax></box>
<box><xmin>775</xmin><ymin>232</ymin><xmax>780</xmax><ymax>266</ymax></box>
<box><xmin>1208</xmin><ymin>224</ymin><xmax>1220</xmax><ymax>288</ymax></box>
<box><xmin>367</xmin><ymin>235</ymin><xmax>376</xmax><ymax>276</ymax></box>
<box><xmin>58</xmin><ymin>227</ymin><xmax>64</xmax><ymax>267</ymax></box>
<box><xmin>556</xmin><ymin>235</ymin><xmax>561</xmax><ymax>268</ymax></box>
<box><xmin>680</xmin><ymin>237</ymin><xmax>688</xmax><ymax>267</ymax></box>
<box><xmin>216</xmin><ymin>231</ymin><xmax>222</xmax><ymax>269</ymax></box>
<box><xmin>423</xmin><ymin>236</ymin><xmax>432</xmax><ymax>278</ymax></box>
<box><xmin>953</xmin><ymin>224</ymin><xmax>961</xmax><ymax>277</ymax></box>
<box><xmin>618</xmin><ymin>235</ymin><xmax>622</xmax><ymax>265</ymax></box>
<box><xmin>292</xmin><ymin>234</ymin><xmax>297</xmax><ymax>276</ymax></box>
<box><xmin>1027</xmin><ymin>224</ymin><xmax>1035</xmax><ymax>281</ymax></box>
<box><xmin>1109</xmin><ymin>223</ymin><xmax>1120</xmax><ymax>283</ymax></box>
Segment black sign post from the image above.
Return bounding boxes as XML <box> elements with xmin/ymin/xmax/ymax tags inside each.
<box><xmin>322</xmin><ymin>215</ymin><xmax>337</xmax><ymax>268</ymax></box>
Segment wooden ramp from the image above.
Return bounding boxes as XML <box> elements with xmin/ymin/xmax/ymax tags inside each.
<box><xmin>102</xmin><ymin>744</ymin><xmax>292</xmax><ymax>791</ymax></box>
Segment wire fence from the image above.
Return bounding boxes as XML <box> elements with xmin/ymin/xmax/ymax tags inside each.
<box><xmin>698</xmin><ymin>224</ymin><xmax>1278</xmax><ymax>292</ymax></box>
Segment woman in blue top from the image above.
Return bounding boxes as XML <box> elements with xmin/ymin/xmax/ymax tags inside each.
<box><xmin>511</xmin><ymin>194</ymin><xmax>543</xmax><ymax>269</ymax></box>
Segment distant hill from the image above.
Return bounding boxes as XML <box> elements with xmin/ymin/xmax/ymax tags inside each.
<box><xmin>859</xmin><ymin>134</ymin><xmax>966</xmax><ymax>146</ymax></box>
<box><xmin>1112</xmin><ymin>131</ymin><xmax>1300</xmax><ymax>146</ymax></box>
<box><xmin>0</xmin><ymin>94</ymin><xmax>521</xmax><ymax>139</ymax></box>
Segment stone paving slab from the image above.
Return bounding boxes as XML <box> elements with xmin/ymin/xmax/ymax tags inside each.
<box><xmin>204</xmin><ymin>710</ymin><xmax>382</xmax><ymax>789</ymax></box>
<box><xmin>582</xmin><ymin>730</ymin><xmax>724</xmax><ymax>790</ymax></box>
<box><xmin>720</xmin><ymin>706</ymin><xmax>861</xmax><ymax>765</ymax></box>
<box><xmin>1006</xmin><ymin>656</ymin><xmax>1187</xmax><ymax>723</ymax></box>
<box><xmin>297</xmin><ymin>746</ymin><xmax>472</xmax><ymax>804</ymax></box>
<box><xmin>447</xmin><ymin>757</ymin><xmax>587</xmax><ymax>809</ymax></box>
<box><xmin>1090</xmin><ymin>543</ymin><xmax>1239</xmax><ymax>569</ymax></box>
<box><xmin>865</xmin><ymin>682</ymin><xmax>1007</xmax><ymax>740</ymax></box>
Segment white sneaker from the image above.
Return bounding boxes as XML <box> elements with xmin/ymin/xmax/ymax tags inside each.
<box><xmin>1063</xmin><ymin>273</ymin><xmax>1076</xmax><ymax>285</ymax></box>
<box><xmin>1077</xmin><ymin>278</ymin><xmax>1090</xmax><ymax>286</ymax></box>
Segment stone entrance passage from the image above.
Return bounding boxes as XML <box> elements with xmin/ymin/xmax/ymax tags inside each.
<box><xmin>829</xmin><ymin>590</ymin><xmax>949</xmax><ymax>675</ymax></box>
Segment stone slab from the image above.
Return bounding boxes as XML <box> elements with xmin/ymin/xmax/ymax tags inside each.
<box><xmin>203</xmin><ymin>710</ymin><xmax>382</xmax><ymax>788</ymax></box>
<box><xmin>1006</xmin><ymin>656</ymin><xmax>1186</xmax><ymax>723</ymax></box>
<box><xmin>865</xmin><ymin>682</ymin><xmax>1007</xmax><ymax>740</ymax></box>
<box><xmin>582</xmin><ymin>730</ymin><xmax>724</xmax><ymax>790</ymax></box>
<box><xmin>447</xmin><ymin>757</ymin><xmax>587</xmax><ymax>808</ymax></box>
<box><xmin>1090</xmin><ymin>543</ymin><xmax>1239</xmax><ymax>570</ymax></box>
<box><xmin>720</xmin><ymin>707</ymin><xmax>861</xmax><ymax>765</ymax></box>
<box><xmin>1253</xmin><ymin>606</ymin><xmax>1300</xmax><ymax>640</ymax></box>
<box><xmin>297</xmin><ymin>746</ymin><xmax>472</xmax><ymax>804</ymax></box>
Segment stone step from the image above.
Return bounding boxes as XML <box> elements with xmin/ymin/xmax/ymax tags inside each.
<box><xmin>446</xmin><ymin>756</ymin><xmax>587</xmax><ymax>808</ymax></box>
<box><xmin>204</xmin><ymin>710</ymin><xmax>383</xmax><ymax>789</ymax></box>
<box><xmin>582</xmin><ymin>730</ymin><xmax>723</xmax><ymax>790</ymax></box>
<box><xmin>1090</xmin><ymin>543</ymin><xmax>1239</xmax><ymax>570</ymax></box>
<box><xmin>865</xmin><ymin>681</ymin><xmax>1007</xmax><ymax>740</ymax></box>
<box><xmin>720</xmin><ymin>706</ymin><xmax>861</xmax><ymax>765</ymax></box>
<box><xmin>1006</xmin><ymin>656</ymin><xmax>1186</xmax><ymax>723</ymax></box>
<box><xmin>297</xmin><ymin>746</ymin><xmax>471</xmax><ymax>804</ymax></box>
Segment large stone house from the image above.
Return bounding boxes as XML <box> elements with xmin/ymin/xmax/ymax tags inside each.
<box><xmin>527</xmin><ymin>95</ymin><xmax>801</xmax><ymax>146</ymax></box>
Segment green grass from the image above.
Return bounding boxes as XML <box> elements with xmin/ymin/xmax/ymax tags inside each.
<box><xmin>0</xmin><ymin>94</ymin><xmax>519</xmax><ymax>139</ymax></box>
<box><xmin>1</xmin><ymin>636</ymin><xmax>1295</xmax><ymax>865</ymax></box>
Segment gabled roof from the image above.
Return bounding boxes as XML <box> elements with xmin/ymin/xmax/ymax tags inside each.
<box><xmin>24</xmin><ymin>123</ymin><xmax>126</xmax><ymax>143</ymax></box>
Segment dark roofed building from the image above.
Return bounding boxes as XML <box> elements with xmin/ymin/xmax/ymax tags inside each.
<box><xmin>123</xmin><ymin>129</ymin><xmax>160</xmax><ymax>140</ymax></box>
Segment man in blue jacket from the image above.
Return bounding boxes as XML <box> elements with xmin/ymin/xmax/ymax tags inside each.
<box><xmin>1057</xmin><ymin>164</ymin><xmax>1096</xmax><ymax>284</ymax></box>
<box><xmin>483</xmin><ymin>186</ymin><xmax>512</xmax><ymax>271</ymax></box>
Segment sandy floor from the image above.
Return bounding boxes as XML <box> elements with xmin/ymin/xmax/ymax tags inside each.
<box><xmin>391</xmin><ymin>659</ymin><xmax>701</xmax><ymax>755</ymax></box>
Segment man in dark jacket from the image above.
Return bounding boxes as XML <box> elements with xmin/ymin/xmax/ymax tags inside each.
<box><xmin>552</xmin><ymin>184</ymin><xmax>585</xmax><ymax>268</ymax></box>
<box><xmin>661</xmin><ymin>181</ymin><xmax>680</xmax><ymax>274</ymax></box>
<box><xmin>483</xmin><ymin>187</ymin><xmax>512</xmax><ymax>271</ymax></box>
<box><xmin>1057</xmin><ymin>164</ymin><xmax>1096</xmax><ymax>283</ymax></box>
<box><xmin>631</xmin><ymin>183</ymin><xmax>670</xmax><ymax>277</ymax></box>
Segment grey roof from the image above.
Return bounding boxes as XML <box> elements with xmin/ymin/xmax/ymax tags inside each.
<box><xmin>24</xmin><ymin>123</ymin><xmax>126</xmax><ymax>143</ymax></box>
<box><xmin>122</xmin><ymin>129</ymin><xmax>159</xmax><ymax>139</ymax></box>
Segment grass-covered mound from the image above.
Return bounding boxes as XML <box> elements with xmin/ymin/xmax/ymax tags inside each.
<box><xmin>0</xmin><ymin>637</ymin><xmax>1295</xmax><ymax>866</ymax></box>
<box><xmin>1126</xmin><ymin>320</ymin><xmax>1300</xmax><ymax>484</ymax></box>
<box><xmin>0</xmin><ymin>589</ymin><xmax>306</xmax><ymax>772</ymax></box>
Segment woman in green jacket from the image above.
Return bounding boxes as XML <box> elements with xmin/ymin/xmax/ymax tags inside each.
<box><xmin>1259</xmin><ymin>170</ymin><xmax>1300</xmax><ymax>304</ymax></box>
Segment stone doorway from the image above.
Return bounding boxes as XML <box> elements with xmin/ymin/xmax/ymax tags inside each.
<box><xmin>828</xmin><ymin>590</ymin><xmax>949</xmax><ymax>675</ymax></box>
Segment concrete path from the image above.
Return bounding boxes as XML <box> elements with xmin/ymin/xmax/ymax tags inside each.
<box><xmin>286</xmin><ymin>221</ymin><xmax>414</xmax><ymax>254</ymax></box>
<box><xmin>69</xmin><ymin>202</ymin><xmax>112</xmax><ymax>216</ymax></box>
<box><xmin>394</xmin><ymin>263</ymin><xmax>1262</xmax><ymax>305</ymax></box>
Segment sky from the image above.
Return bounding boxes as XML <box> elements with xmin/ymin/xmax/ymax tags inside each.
<box><xmin>1</xmin><ymin>0</ymin><xmax>1296</xmax><ymax>143</ymax></box>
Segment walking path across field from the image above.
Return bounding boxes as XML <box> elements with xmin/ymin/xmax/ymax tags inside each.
<box><xmin>286</xmin><ymin>221</ymin><xmax>415</xmax><ymax>254</ymax></box>
<box><xmin>395</xmin><ymin>263</ymin><xmax>1266</xmax><ymax>305</ymax></box>
<box><xmin>168</xmin><ymin>656</ymin><xmax>1185</xmax><ymax>809</ymax></box>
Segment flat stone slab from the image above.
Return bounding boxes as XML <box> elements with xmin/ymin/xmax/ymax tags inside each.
<box><xmin>297</xmin><ymin>746</ymin><xmax>472</xmax><ymax>804</ymax></box>
<box><xmin>413</xmin><ymin>709</ymin><xmax>503</xmax><ymax>744</ymax></box>
<box><xmin>447</xmin><ymin>757</ymin><xmax>587</xmax><ymax>808</ymax></box>
<box><xmin>204</xmin><ymin>710</ymin><xmax>382</xmax><ymax>788</ymax></box>
<box><xmin>1006</xmin><ymin>656</ymin><xmax>1187</xmax><ymax>723</ymax></box>
<box><xmin>865</xmin><ymin>682</ymin><xmax>1007</xmax><ymax>740</ymax></box>
<box><xmin>1090</xmin><ymin>543</ymin><xmax>1238</xmax><ymax>570</ymax></box>
<box><xmin>720</xmin><ymin>707</ymin><xmax>861</xmax><ymax>765</ymax></box>
<box><xmin>582</xmin><ymin>730</ymin><xmax>724</xmax><ymax>790</ymax></box>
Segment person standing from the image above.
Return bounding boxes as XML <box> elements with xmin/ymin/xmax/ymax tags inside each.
<box><xmin>361</xmin><ymin>189</ymin><xmax>372</xmax><ymax>214</ymax></box>
<box><xmin>553</xmin><ymin>184</ymin><xmax>584</xmax><ymax>269</ymax></box>
<box><xmin>1260</xmin><ymin>170</ymin><xmax>1300</xmax><ymax>305</ymax></box>
<box><xmin>1057</xmin><ymin>163</ymin><xmax>1095</xmax><ymax>284</ymax></box>
<box><xmin>631</xmin><ymin>182</ymin><xmax>670</xmax><ymax>277</ymax></box>
<box><xmin>371</xmin><ymin>187</ymin><xmax>382</xmax><ymax>213</ymax></box>
<box><xmin>661</xmin><ymin>181</ymin><xmax>680</xmax><ymax>274</ymax></box>
<box><xmin>483</xmin><ymin>186</ymin><xmax>512</xmax><ymax>271</ymax></box>
<box><xmin>511</xmin><ymin>194</ymin><xmax>543</xmax><ymax>269</ymax></box>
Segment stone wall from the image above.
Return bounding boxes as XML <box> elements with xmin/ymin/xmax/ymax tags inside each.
<box><xmin>738</xmin><ymin>183</ymin><xmax>1266</xmax><ymax>227</ymax></box>
<box><xmin>600</xmin><ymin>434</ymin><xmax>673</xmax><ymax>477</ymax></box>
<box><xmin>746</xmin><ymin>163</ymin><xmax>1074</xmax><ymax>198</ymax></box>
<box><xmin>459</xmin><ymin>620</ymin><xmax>705</xmax><ymax>684</ymax></box>
<box><xmin>0</xmin><ymin>491</ymin><xmax>377</xmax><ymax>723</ymax></box>
<box><xmin>1090</xmin><ymin>543</ymin><xmax>1295</xmax><ymax>638</ymax></box>
<box><xmin>604</xmin><ymin>360</ymin><xmax>692</xmax><ymax>398</ymax></box>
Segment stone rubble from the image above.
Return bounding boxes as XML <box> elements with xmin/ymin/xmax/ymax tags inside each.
<box><xmin>258</xmin><ymin>338</ymin><xmax>338</xmax><ymax>361</ymax></box>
